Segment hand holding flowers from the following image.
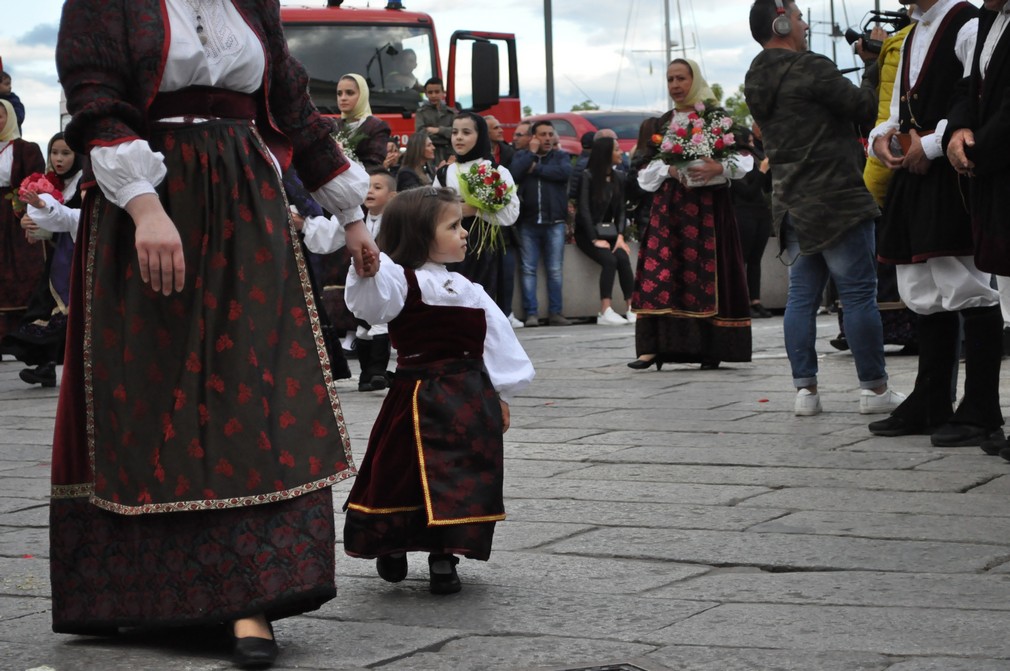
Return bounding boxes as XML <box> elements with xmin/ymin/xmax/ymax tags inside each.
<box><xmin>652</xmin><ymin>101</ymin><xmax>739</xmax><ymax>187</ymax></box>
<box><xmin>456</xmin><ymin>162</ymin><xmax>515</xmax><ymax>256</ymax></box>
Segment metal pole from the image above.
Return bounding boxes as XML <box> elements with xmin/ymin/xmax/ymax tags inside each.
<box><xmin>830</xmin><ymin>0</ymin><xmax>837</xmax><ymax>63</ymax></box>
<box><xmin>544</xmin><ymin>0</ymin><xmax>555</xmax><ymax>113</ymax></box>
<box><xmin>664</xmin><ymin>0</ymin><xmax>672</xmax><ymax>102</ymax></box>
<box><xmin>676</xmin><ymin>0</ymin><xmax>687</xmax><ymax>58</ymax></box>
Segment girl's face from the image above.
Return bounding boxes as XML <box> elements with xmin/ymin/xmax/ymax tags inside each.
<box><xmin>667</xmin><ymin>62</ymin><xmax>693</xmax><ymax>105</ymax></box>
<box><xmin>336</xmin><ymin>78</ymin><xmax>360</xmax><ymax>114</ymax></box>
<box><xmin>451</xmin><ymin>118</ymin><xmax>478</xmax><ymax>156</ymax></box>
<box><xmin>611</xmin><ymin>142</ymin><xmax>623</xmax><ymax>165</ymax></box>
<box><xmin>50</xmin><ymin>140</ymin><xmax>75</xmax><ymax>175</ymax></box>
<box><xmin>428</xmin><ymin>202</ymin><xmax>467</xmax><ymax>264</ymax></box>
<box><xmin>424</xmin><ymin>137</ymin><xmax>435</xmax><ymax>161</ymax></box>
<box><xmin>0</xmin><ymin>106</ymin><xmax>7</xmax><ymax>130</ymax></box>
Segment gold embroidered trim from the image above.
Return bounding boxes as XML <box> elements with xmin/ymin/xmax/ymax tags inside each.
<box><xmin>346</xmin><ymin>503</ymin><xmax>424</xmax><ymax>514</ymax></box>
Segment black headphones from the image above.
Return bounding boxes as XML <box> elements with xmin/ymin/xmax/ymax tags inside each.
<box><xmin>772</xmin><ymin>0</ymin><xmax>792</xmax><ymax>37</ymax></box>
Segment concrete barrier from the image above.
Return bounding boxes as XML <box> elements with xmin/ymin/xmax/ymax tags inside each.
<box><xmin>513</xmin><ymin>237</ymin><xmax>790</xmax><ymax>319</ymax></box>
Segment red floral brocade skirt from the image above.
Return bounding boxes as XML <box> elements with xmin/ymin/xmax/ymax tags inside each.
<box><xmin>50</xmin><ymin>116</ymin><xmax>352</xmax><ymax>631</ymax></box>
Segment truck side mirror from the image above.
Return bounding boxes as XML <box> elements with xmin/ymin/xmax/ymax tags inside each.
<box><xmin>470</xmin><ymin>41</ymin><xmax>499</xmax><ymax>111</ymax></box>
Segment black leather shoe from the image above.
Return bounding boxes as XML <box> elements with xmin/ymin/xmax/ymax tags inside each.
<box><xmin>868</xmin><ymin>415</ymin><xmax>933</xmax><ymax>437</ymax></box>
<box><xmin>233</xmin><ymin>624</ymin><xmax>278</xmax><ymax>669</ymax></box>
<box><xmin>376</xmin><ymin>553</ymin><xmax>408</xmax><ymax>583</ymax></box>
<box><xmin>930</xmin><ymin>423</ymin><xmax>992</xmax><ymax>447</ymax></box>
<box><xmin>699</xmin><ymin>360</ymin><xmax>720</xmax><ymax>370</ymax></box>
<box><xmin>428</xmin><ymin>554</ymin><xmax>461</xmax><ymax>595</ymax></box>
<box><xmin>981</xmin><ymin>430</ymin><xmax>1009</xmax><ymax>456</ymax></box>
<box><xmin>20</xmin><ymin>363</ymin><xmax>56</xmax><ymax>388</ymax></box>
<box><xmin>829</xmin><ymin>335</ymin><xmax>850</xmax><ymax>351</ymax></box>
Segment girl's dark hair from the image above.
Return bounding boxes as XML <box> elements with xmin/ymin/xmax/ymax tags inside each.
<box><xmin>376</xmin><ymin>186</ymin><xmax>459</xmax><ymax>268</ymax></box>
<box><xmin>401</xmin><ymin>130</ymin><xmax>432</xmax><ymax>185</ymax></box>
<box><xmin>452</xmin><ymin>112</ymin><xmax>493</xmax><ymax>164</ymax></box>
<box><xmin>587</xmin><ymin>136</ymin><xmax>617</xmax><ymax>211</ymax></box>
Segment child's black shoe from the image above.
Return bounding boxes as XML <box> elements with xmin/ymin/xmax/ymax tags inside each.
<box><xmin>376</xmin><ymin>553</ymin><xmax>407</xmax><ymax>583</ymax></box>
<box><xmin>428</xmin><ymin>554</ymin><xmax>461</xmax><ymax>595</ymax></box>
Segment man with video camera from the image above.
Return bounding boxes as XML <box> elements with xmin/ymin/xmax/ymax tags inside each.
<box><xmin>744</xmin><ymin>0</ymin><xmax>905</xmax><ymax>418</ymax></box>
<box><xmin>868</xmin><ymin>0</ymin><xmax>1005</xmax><ymax>449</ymax></box>
<box><xmin>944</xmin><ymin>0</ymin><xmax>1010</xmax><ymax>458</ymax></box>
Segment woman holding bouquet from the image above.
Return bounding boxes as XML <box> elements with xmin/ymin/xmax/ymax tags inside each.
<box><xmin>334</xmin><ymin>74</ymin><xmax>391</xmax><ymax>171</ymax></box>
<box><xmin>0</xmin><ymin>133</ymin><xmax>84</xmax><ymax>387</ymax></box>
<box><xmin>433</xmin><ymin>112</ymin><xmax>519</xmax><ymax>300</ymax></box>
<box><xmin>629</xmin><ymin>58</ymin><xmax>753</xmax><ymax>371</ymax></box>
<box><xmin>0</xmin><ymin>99</ymin><xmax>45</xmax><ymax>341</ymax></box>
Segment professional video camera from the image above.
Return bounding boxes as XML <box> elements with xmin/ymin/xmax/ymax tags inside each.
<box><xmin>844</xmin><ymin>7</ymin><xmax>912</xmax><ymax>55</ymax></box>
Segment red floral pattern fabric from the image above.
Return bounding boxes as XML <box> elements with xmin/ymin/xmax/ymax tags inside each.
<box><xmin>0</xmin><ymin>140</ymin><xmax>47</xmax><ymax>339</ymax></box>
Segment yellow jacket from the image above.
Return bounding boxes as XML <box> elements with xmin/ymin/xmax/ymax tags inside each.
<box><xmin>863</xmin><ymin>24</ymin><xmax>914</xmax><ymax>206</ymax></box>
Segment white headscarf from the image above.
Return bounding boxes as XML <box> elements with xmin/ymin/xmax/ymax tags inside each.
<box><xmin>0</xmin><ymin>99</ymin><xmax>20</xmax><ymax>141</ymax></box>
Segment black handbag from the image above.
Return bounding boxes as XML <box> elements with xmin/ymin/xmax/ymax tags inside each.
<box><xmin>595</xmin><ymin>221</ymin><xmax>618</xmax><ymax>241</ymax></box>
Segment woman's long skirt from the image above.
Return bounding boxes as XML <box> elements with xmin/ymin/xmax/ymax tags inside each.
<box><xmin>632</xmin><ymin>180</ymin><xmax>752</xmax><ymax>363</ymax></box>
<box><xmin>0</xmin><ymin>187</ymin><xmax>46</xmax><ymax>340</ymax></box>
<box><xmin>49</xmin><ymin>119</ymin><xmax>353</xmax><ymax>633</ymax></box>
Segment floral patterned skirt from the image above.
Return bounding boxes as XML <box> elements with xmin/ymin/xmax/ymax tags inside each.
<box><xmin>632</xmin><ymin>181</ymin><xmax>751</xmax><ymax>363</ymax></box>
<box><xmin>49</xmin><ymin>118</ymin><xmax>351</xmax><ymax>629</ymax></box>
<box><xmin>343</xmin><ymin>359</ymin><xmax>503</xmax><ymax>561</ymax></box>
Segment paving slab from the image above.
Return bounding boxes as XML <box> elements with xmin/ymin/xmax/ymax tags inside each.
<box><xmin>649</xmin><ymin>603</ymin><xmax>1010</xmax><ymax>657</ymax></box>
<box><xmin>504</xmin><ymin>478</ymin><xmax>772</xmax><ymax>505</ymax></box>
<box><xmin>644</xmin><ymin>645</ymin><xmax>891</xmax><ymax>671</ymax></box>
<box><xmin>547</xmin><ymin>527</ymin><xmax>1006</xmax><ymax>573</ymax></box>
<box><xmin>748</xmin><ymin>510</ymin><xmax>1010</xmax><ymax>545</ymax></box>
<box><xmin>645</xmin><ymin>570</ymin><xmax>1010</xmax><ymax>610</ymax></box>
<box><xmin>504</xmin><ymin>498</ymin><xmax>787</xmax><ymax>531</ymax></box>
<box><xmin>738</xmin><ymin>487</ymin><xmax>1010</xmax><ymax>517</ymax></box>
<box><xmin>557</xmin><ymin>463</ymin><xmax>989</xmax><ymax>492</ymax></box>
<box><xmin>593</xmin><ymin>445</ymin><xmax>936</xmax><ymax>469</ymax></box>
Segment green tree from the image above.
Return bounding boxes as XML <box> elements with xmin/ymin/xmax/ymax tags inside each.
<box><xmin>710</xmin><ymin>82</ymin><xmax>724</xmax><ymax>104</ymax></box>
<box><xmin>723</xmin><ymin>84</ymin><xmax>752</xmax><ymax>128</ymax></box>
<box><xmin>522</xmin><ymin>105</ymin><xmax>533</xmax><ymax>118</ymax></box>
<box><xmin>570</xmin><ymin>99</ymin><xmax>599</xmax><ymax>111</ymax></box>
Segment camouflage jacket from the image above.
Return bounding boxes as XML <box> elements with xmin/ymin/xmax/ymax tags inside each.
<box><xmin>745</xmin><ymin>49</ymin><xmax>880</xmax><ymax>254</ymax></box>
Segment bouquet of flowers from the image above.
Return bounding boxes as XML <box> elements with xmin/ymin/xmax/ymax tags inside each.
<box><xmin>11</xmin><ymin>172</ymin><xmax>64</xmax><ymax>240</ymax></box>
<box><xmin>651</xmin><ymin>101</ymin><xmax>739</xmax><ymax>186</ymax></box>
<box><xmin>456</xmin><ymin>161</ymin><xmax>515</xmax><ymax>256</ymax></box>
<box><xmin>5</xmin><ymin>172</ymin><xmax>64</xmax><ymax>218</ymax></box>
<box><xmin>331</xmin><ymin>125</ymin><xmax>366</xmax><ymax>165</ymax></box>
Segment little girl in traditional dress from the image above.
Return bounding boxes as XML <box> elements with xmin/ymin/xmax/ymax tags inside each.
<box><xmin>343</xmin><ymin>186</ymin><xmax>534</xmax><ymax>594</ymax></box>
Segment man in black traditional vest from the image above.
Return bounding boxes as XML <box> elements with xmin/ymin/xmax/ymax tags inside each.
<box><xmin>945</xmin><ymin>0</ymin><xmax>1010</xmax><ymax>457</ymax></box>
<box><xmin>869</xmin><ymin>0</ymin><xmax>1005</xmax><ymax>447</ymax></box>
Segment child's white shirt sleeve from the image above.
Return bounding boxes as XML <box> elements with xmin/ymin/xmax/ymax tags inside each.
<box><xmin>344</xmin><ymin>252</ymin><xmax>408</xmax><ymax>325</ymax></box>
<box><xmin>27</xmin><ymin>193</ymin><xmax>81</xmax><ymax>242</ymax></box>
<box><xmin>300</xmin><ymin>214</ymin><xmax>345</xmax><ymax>254</ymax></box>
<box><xmin>477</xmin><ymin>290</ymin><xmax>535</xmax><ymax>403</ymax></box>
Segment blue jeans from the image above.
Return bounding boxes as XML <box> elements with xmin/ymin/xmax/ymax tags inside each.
<box><xmin>783</xmin><ymin>218</ymin><xmax>887</xmax><ymax>389</ymax></box>
<box><xmin>519</xmin><ymin>223</ymin><xmax>565</xmax><ymax>316</ymax></box>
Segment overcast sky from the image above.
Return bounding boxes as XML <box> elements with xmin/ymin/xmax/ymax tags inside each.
<box><xmin>1</xmin><ymin>0</ymin><xmax>891</xmax><ymax>149</ymax></box>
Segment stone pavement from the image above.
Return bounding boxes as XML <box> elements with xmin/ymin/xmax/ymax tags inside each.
<box><xmin>3</xmin><ymin>314</ymin><xmax>1010</xmax><ymax>670</ymax></box>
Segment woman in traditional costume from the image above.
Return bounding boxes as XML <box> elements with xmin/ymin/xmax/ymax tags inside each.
<box><xmin>52</xmin><ymin>1</ymin><xmax>372</xmax><ymax>667</ymax></box>
<box><xmin>629</xmin><ymin>58</ymin><xmax>753</xmax><ymax>371</ymax></box>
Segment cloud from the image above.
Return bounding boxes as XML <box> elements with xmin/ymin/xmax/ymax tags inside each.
<box><xmin>20</xmin><ymin>23</ymin><xmax>60</xmax><ymax>48</ymax></box>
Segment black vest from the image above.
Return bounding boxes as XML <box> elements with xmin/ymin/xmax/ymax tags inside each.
<box><xmin>898</xmin><ymin>2</ymin><xmax>977</xmax><ymax>133</ymax></box>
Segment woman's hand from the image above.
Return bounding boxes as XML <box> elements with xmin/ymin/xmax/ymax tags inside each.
<box><xmin>21</xmin><ymin>212</ymin><xmax>40</xmax><ymax>243</ymax></box>
<box><xmin>593</xmin><ymin>239</ymin><xmax>610</xmax><ymax>249</ymax></box>
<box><xmin>667</xmin><ymin>165</ymin><xmax>681</xmax><ymax>182</ymax></box>
<box><xmin>290</xmin><ymin>211</ymin><xmax>305</xmax><ymax>232</ymax></box>
<box><xmin>615</xmin><ymin>234</ymin><xmax>631</xmax><ymax>255</ymax></box>
<box><xmin>686</xmin><ymin>157</ymin><xmax>724</xmax><ymax>184</ymax></box>
<box><xmin>358</xmin><ymin>246</ymin><xmax>380</xmax><ymax>278</ymax></box>
<box><xmin>125</xmin><ymin>193</ymin><xmax>186</xmax><ymax>295</ymax></box>
<box><xmin>461</xmin><ymin>203</ymin><xmax>479</xmax><ymax>217</ymax></box>
<box><xmin>499</xmin><ymin>398</ymin><xmax>510</xmax><ymax>433</ymax></box>
<box><xmin>345</xmin><ymin>219</ymin><xmax>381</xmax><ymax>276</ymax></box>
<box><xmin>21</xmin><ymin>190</ymin><xmax>45</xmax><ymax>209</ymax></box>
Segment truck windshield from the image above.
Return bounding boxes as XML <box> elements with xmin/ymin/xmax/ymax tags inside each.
<box><xmin>284</xmin><ymin>24</ymin><xmax>436</xmax><ymax>114</ymax></box>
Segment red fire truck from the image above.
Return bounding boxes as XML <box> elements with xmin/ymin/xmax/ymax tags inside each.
<box><xmin>280</xmin><ymin>0</ymin><xmax>521</xmax><ymax>145</ymax></box>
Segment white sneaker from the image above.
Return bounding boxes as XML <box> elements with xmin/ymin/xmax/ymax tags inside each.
<box><xmin>625</xmin><ymin>311</ymin><xmax>637</xmax><ymax>324</ymax></box>
<box><xmin>859</xmin><ymin>388</ymin><xmax>906</xmax><ymax>415</ymax></box>
<box><xmin>508</xmin><ymin>313</ymin><xmax>524</xmax><ymax>329</ymax></box>
<box><xmin>794</xmin><ymin>389</ymin><xmax>822</xmax><ymax>416</ymax></box>
<box><xmin>597</xmin><ymin>307</ymin><xmax>628</xmax><ymax>326</ymax></box>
